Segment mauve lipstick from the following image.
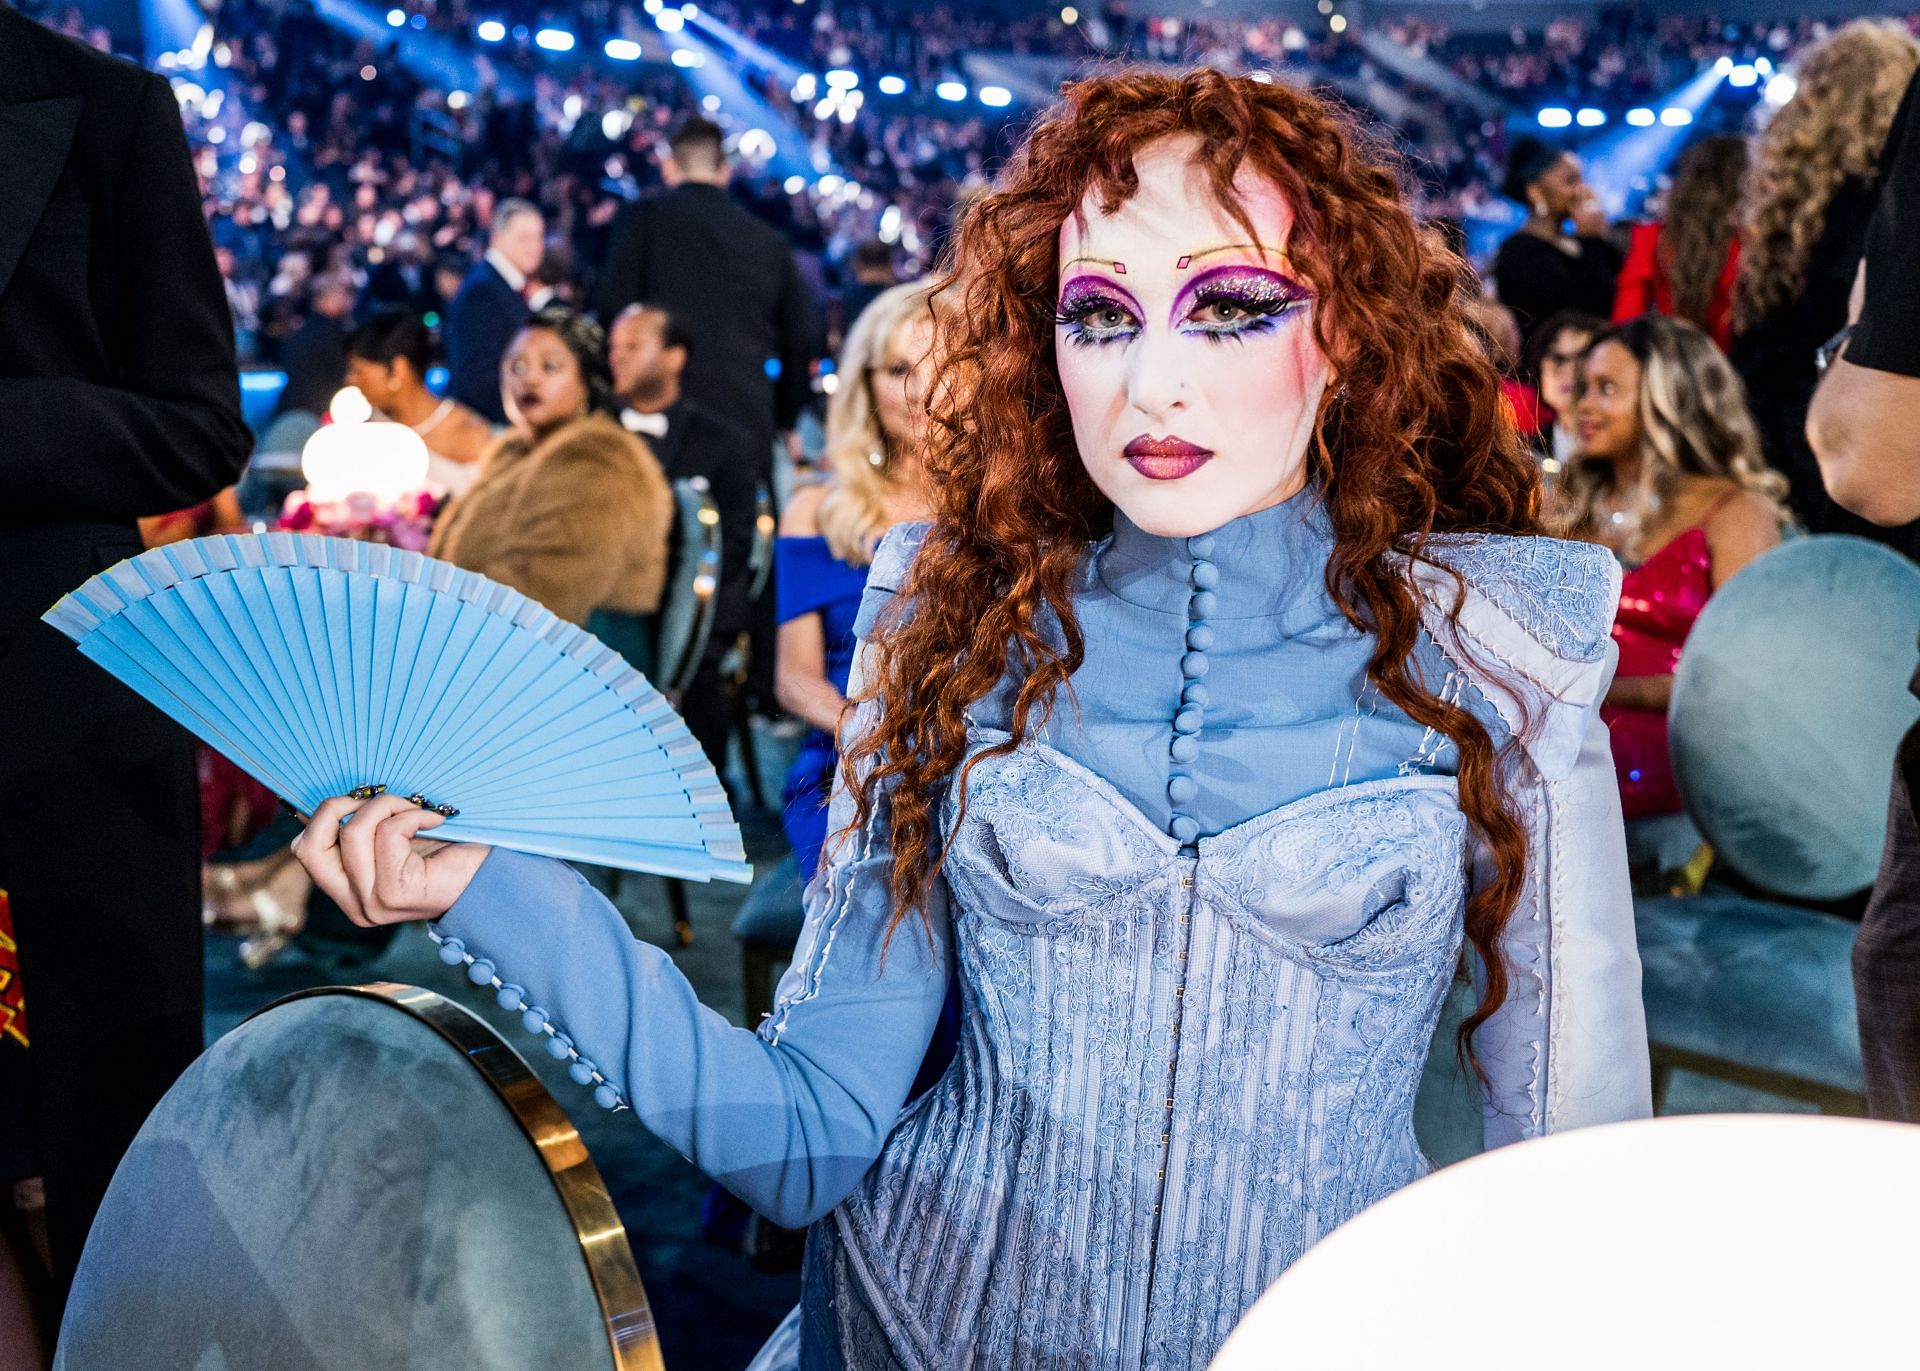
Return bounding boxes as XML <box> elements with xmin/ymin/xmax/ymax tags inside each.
<box><xmin>1124</xmin><ymin>435</ymin><xmax>1213</xmax><ymax>481</ymax></box>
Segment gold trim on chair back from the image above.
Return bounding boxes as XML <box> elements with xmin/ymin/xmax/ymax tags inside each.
<box><xmin>261</xmin><ymin>983</ymin><xmax>667</xmax><ymax>1371</ymax></box>
<box><xmin>659</xmin><ymin>478</ymin><xmax>723</xmax><ymax>704</ymax></box>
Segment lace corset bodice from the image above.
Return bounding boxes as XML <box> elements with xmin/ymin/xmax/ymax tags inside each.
<box><xmin>825</xmin><ymin>734</ymin><xmax>1467</xmax><ymax>1367</ymax></box>
<box><xmin>434</xmin><ymin>499</ymin><xmax>1651</xmax><ymax>1371</ymax></box>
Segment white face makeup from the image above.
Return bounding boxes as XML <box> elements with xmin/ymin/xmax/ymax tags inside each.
<box><xmin>1054</xmin><ymin>136</ymin><xmax>1330</xmax><ymax>538</ymax></box>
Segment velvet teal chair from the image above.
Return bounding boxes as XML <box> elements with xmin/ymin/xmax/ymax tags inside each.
<box><xmin>1636</xmin><ymin>536</ymin><xmax>1920</xmax><ymax>1114</ymax></box>
<box><xmin>57</xmin><ymin>985</ymin><xmax>664</xmax><ymax>1371</ymax></box>
<box><xmin>589</xmin><ymin>477</ymin><xmax>722</xmax><ymax>946</ymax></box>
<box><xmin>731</xmin><ymin>854</ymin><xmax>808</xmax><ymax>1027</ymax></box>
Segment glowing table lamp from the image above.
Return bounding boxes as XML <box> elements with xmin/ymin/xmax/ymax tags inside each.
<box><xmin>1212</xmin><ymin>1115</ymin><xmax>1920</xmax><ymax>1369</ymax></box>
<box><xmin>301</xmin><ymin>386</ymin><xmax>430</xmax><ymax>504</ymax></box>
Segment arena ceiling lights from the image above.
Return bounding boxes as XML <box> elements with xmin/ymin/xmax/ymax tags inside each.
<box><xmin>456</xmin><ymin>11</ymin><xmax>1023</xmax><ymax>114</ymax></box>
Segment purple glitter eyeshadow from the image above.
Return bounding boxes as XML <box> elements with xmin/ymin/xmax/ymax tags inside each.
<box><xmin>1179</xmin><ymin>264</ymin><xmax>1310</xmax><ymax>315</ymax></box>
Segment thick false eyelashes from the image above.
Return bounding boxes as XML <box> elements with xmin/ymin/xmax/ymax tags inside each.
<box><xmin>1053</xmin><ymin>289</ymin><xmax>1306</xmax><ymax>349</ymax></box>
<box><xmin>1054</xmin><ymin>298</ymin><xmax>1137</xmax><ymax>349</ymax></box>
<box><xmin>1184</xmin><ymin>283</ymin><xmax>1307</xmax><ymax>344</ymax></box>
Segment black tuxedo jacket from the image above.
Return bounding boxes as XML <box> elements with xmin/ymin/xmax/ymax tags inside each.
<box><xmin>444</xmin><ymin>259</ymin><xmax>526</xmax><ymax>424</ymax></box>
<box><xmin>593</xmin><ymin>183</ymin><xmax>815</xmax><ymax>454</ymax></box>
<box><xmin>0</xmin><ymin>3</ymin><xmax>251</xmax><ymax>1291</ymax></box>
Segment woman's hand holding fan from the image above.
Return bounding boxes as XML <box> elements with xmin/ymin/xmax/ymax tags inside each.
<box><xmin>294</xmin><ymin>793</ymin><xmax>491</xmax><ymax>927</ymax></box>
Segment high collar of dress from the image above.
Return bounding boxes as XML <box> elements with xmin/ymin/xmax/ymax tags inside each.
<box><xmin>1095</xmin><ymin>484</ymin><xmax>1338</xmax><ymax>627</ymax></box>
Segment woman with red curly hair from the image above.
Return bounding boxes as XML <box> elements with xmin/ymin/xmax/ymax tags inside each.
<box><xmin>296</xmin><ymin>70</ymin><xmax>1650</xmax><ymax>1368</ymax></box>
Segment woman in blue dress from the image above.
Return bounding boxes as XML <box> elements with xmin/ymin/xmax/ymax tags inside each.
<box><xmin>296</xmin><ymin>70</ymin><xmax>1650</xmax><ymax>1369</ymax></box>
<box><xmin>776</xmin><ymin>281</ymin><xmax>940</xmax><ymax>882</ymax></box>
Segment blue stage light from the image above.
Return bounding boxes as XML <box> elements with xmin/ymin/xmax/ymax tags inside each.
<box><xmin>534</xmin><ymin>26</ymin><xmax>574</xmax><ymax>50</ymax></box>
<box><xmin>1576</xmin><ymin>107</ymin><xmax>1606</xmax><ymax>127</ymax></box>
<box><xmin>824</xmin><ymin>68</ymin><xmax>859</xmax><ymax>89</ymax></box>
<box><xmin>1626</xmin><ymin>107</ymin><xmax>1656</xmax><ymax>127</ymax></box>
<box><xmin>476</xmin><ymin>19</ymin><xmax>505</xmax><ymax>41</ymax></box>
<box><xmin>1729</xmin><ymin>64</ymin><xmax>1758</xmax><ymax>88</ymax></box>
<box><xmin>671</xmin><ymin>47</ymin><xmax>704</xmax><ymax>67</ymax></box>
<box><xmin>936</xmin><ymin>80</ymin><xmax>968</xmax><ymax>102</ymax></box>
<box><xmin>1714</xmin><ymin>55</ymin><xmax>1734</xmax><ymax>75</ymax></box>
<box><xmin>605</xmin><ymin>37</ymin><xmax>642</xmax><ymax>60</ymax></box>
<box><xmin>1537</xmin><ymin>106</ymin><xmax>1573</xmax><ymax>129</ymax></box>
<box><xmin>385</xmin><ymin>8</ymin><xmax>404</xmax><ymax>26</ymax></box>
<box><xmin>655</xmin><ymin>9</ymin><xmax>684</xmax><ymax>31</ymax></box>
<box><xmin>979</xmin><ymin>85</ymin><xmax>1012</xmax><ymax>107</ymax></box>
<box><xmin>1660</xmin><ymin>107</ymin><xmax>1693</xmax><ymax>126</ymax></box>
<box><xmin>408</xmin><ymin>12</ymin><xmax>424</xmax><ymax>27</ymax></box>
<box><xmin>877</xmin><ymin>74</ymin><xmax>906</xmax><ymax>95</ymax></box>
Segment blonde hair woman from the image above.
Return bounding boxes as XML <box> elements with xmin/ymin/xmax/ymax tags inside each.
<box><xmin>1567</xmin><ymin>315</ymin><xmax>1789</xmax><ymax>821</ymax></box>
<box><xmin>1733</xmin><ymin>20</ymin><xmax>1920</xmax><ymax>531</ymax></box>
<box><xmin>774</xmin><ymin>280</ymin><xmax>937</xmax><ymax>880</ymax></box>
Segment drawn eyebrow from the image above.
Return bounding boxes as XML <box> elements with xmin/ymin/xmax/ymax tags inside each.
<box><xmin>1063</xmin><ymin>243</ymin><xmax>1287</xmax><ymax>274</ymax></box>
<box><xmin>1179</xmin><ymin>243</ymin><xmax>1285</xmax><ymax>268</ymax></box>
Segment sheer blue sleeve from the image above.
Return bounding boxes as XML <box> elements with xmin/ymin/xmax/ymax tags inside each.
<box><xmin>433</xmin><ymin>524</ymin><xmax>947</xmax><ymax>1227</ymax></box>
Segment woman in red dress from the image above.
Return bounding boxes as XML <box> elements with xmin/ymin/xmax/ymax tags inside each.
<box><xmin>1562</xmin><ymin>316</ymin><xmax>1790</xmax><ymax>821</ymax></box>
<box><xmin>1612</xmin><ymin>135</ymin><xmax>1746</xmax><ymax>352</ymax></box>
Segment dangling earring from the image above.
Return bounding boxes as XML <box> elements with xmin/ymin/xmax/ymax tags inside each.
<box><xmin>1530</xmin><ymin>192</ymin><xmax>1551</xmax><ymax>218</ymax></box>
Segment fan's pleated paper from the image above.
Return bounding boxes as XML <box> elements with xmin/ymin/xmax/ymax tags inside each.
<box><xmin>44</xmin><ymin>534</ymin><xmax>749</xmax><ymax>883</ymax></box>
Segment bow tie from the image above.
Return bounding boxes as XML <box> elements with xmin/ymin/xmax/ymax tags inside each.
<box><xmin>623</xmin><ymin>409</ymin><xmax>669</xmax><ymax>438</ymax></box>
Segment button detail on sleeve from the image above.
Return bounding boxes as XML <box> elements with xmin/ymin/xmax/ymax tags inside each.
<box><xmin>424</xmin><ymin>925</ymin><xmax>631</xmax><ymax>1114</ymax></box>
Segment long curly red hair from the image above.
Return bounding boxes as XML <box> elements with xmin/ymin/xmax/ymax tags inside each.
<box><xmin>842</xmin><ymin>68</ymin><xmax>1540</xmax><ymax>1062</ymax></box>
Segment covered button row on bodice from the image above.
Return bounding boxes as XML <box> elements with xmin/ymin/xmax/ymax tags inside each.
<box><xmin>1170</xmin><ymin>532</ymin><xmax>1218</xmax><ymax>844</ymax></box>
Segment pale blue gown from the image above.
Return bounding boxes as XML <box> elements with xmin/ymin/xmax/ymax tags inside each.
<box><xmin>429</xmin><ymin>487</ymin><xmax>1650</xmax><ymax>1369</ymax></box>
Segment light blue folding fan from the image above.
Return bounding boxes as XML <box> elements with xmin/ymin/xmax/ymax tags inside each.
<box><xmin>43</xmin><ymin>533</ymin><xmax>750</xmax><ymax>884</ymax></box>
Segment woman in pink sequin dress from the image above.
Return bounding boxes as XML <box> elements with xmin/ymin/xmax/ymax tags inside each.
<box><xmin>1563</xmin><ymin>317</ymin><xmax>1791</xmax><ymax>819</ymax></box>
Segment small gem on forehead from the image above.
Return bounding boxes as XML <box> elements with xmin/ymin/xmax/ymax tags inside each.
<box><xmin>1176</xmin><ymin>255</ymin><xmax>1191</xmax><ymax>269</ymax></box>
<box><xmin>1112</xmin><ymin>261</ymin><xmax>1127</xmax><ymax>275</ymax></box>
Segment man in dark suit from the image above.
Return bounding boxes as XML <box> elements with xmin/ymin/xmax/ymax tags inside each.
<box><xmin>594</xmin><ymin>117</ymin><xmax>817</xmax><ymax>707</ymax></box>
<box><xmin>444</xmin><ymin>197</ymin><xmax>543</xmax><ymax>424</ymax></box>
<box><xmin>610</xmin><ymin>303</ymin><xmax>759</xmax><ymax>775</ymax></box>
<box><xmin>0</xmin><ymin>2</ymin><xmax>252</xmax><ymax>1314</ymax></box>
<box><xmin>594</xmin><ymin>117</ymin><xmax>816</xmax><ymax>467</ymax></box>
